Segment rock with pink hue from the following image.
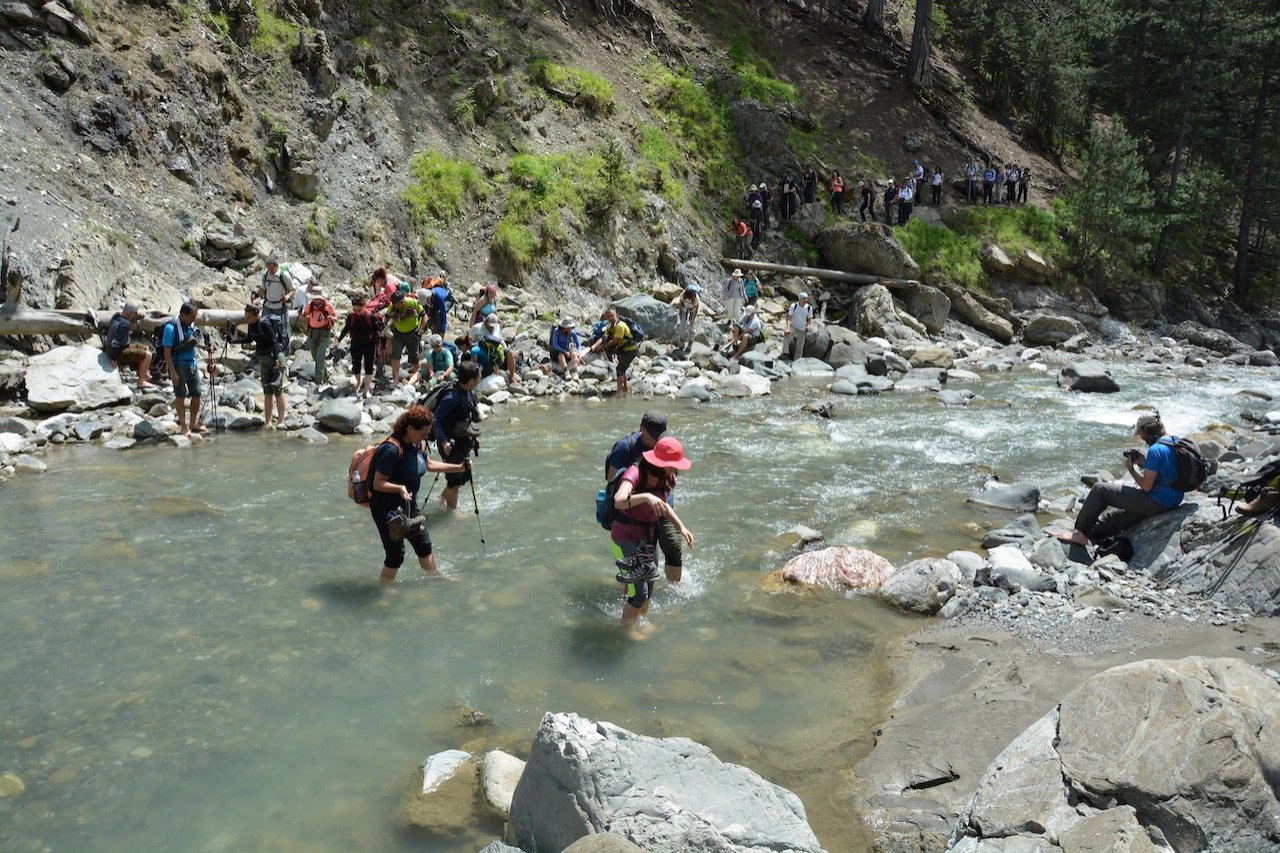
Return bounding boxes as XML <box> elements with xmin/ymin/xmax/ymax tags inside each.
<box><xmin>780</xmin><ymin>546</ymin><xmax>895</xmax><ymax>591</ymax></box>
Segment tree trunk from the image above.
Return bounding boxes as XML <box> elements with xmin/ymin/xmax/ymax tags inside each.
<box><xmin>1235</xmin><ymin>57</ymin><xmax>1275</xmax><ymax>303</ymax></box>
<box><xmin>721</xmin><ymin>258</ymin><xmax>920</xmax><ymax>288</ymax></box>
<box><xmin>907</xmin><ymin>0</ymin><xmax>934</xmax><ymax>91</ymax></box>
<box><xmin>0</xmin><ymin>306</ymin><xmax>294</xmax><ymax>337</ymax></box>
<box><xmin>1154</xmin><ymin>0</ymin><xmax>1206</xmax><ymax>272</ymax></box>
<box><xmin>863</xmin><ymin>0</ymin><xmax>885</xmax><ymax>33</ymax></box>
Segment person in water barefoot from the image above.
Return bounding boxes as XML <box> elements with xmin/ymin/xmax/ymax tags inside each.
<box><xmin>1049</xmin><ymin>411</ymin><xmax>1187</xmax><ymax>548</ymax></box>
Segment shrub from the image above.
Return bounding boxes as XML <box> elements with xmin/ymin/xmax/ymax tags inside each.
<box><xmin>248</xmin><ymin>0</ymin><xmax>300</xmax><ymax>56</ymax></box>
<box><xmin>640</xmin><ymin>62</ymin><xmax>743</xmax><ymax>204</ymax></box>
<box><xmin>727</xmin><ymin>37</ymin><xmax>797</xmax><ymax>106</ymax></box>
<box><xmin>944</xmin><ymin>204</ymin><xmax>1065</xmax><ymax>264</ymax></box>
<box><xmin>529</xmin><ymin>60</ymin><xmax>615</xmax><ymax>116</ymax></box>
<box><xmin>898</xmin><ymin>219</ymin><xmax>985</xmax><ymax>289</ymax></box>
<box><xmin>403</xmin><ymin>150</ymin><xmax>489</xmax><ymax>227</ymax></box>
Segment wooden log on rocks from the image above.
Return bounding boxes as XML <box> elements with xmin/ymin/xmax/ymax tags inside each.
<box><xmin>0</xmin><ymin>305</ymin><xmax>295</xmax><ymax>337</ymax></box>
<box><xmin>719</xmin><ymin>258</ymin><xmax>920</xmax><ymax>288</ymax></box>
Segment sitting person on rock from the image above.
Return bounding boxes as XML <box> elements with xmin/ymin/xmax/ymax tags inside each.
<box><xmin>1050</xmin><ymin>411</ymin><xmax>1186</xmax><ymax>547</ymax></box>
<box><xmin>105</xmin><ymin>301</ymin><xmax>155</xmax><ymax>390</ymax></box>
<box><xmin>728</xmin><ymin>305</ymin><xmax>764</xmax><ymax>361</ymax></box>
<box><xmin>548</xmin><ymin>317</ymin><xmax>583</xmax><ymax>379</ymax></box>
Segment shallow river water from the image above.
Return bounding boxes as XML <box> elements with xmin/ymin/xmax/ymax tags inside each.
<box><xmin>2</xmin><ymin>359</ymin><xmax>1277</xmax><ymax>852</ymax></box>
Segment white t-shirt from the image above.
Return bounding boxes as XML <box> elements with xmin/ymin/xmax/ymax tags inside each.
<box><xmin>787</xmin><ymin>302</ymin><xmax>813</xmax><ymax>332</ymax></box>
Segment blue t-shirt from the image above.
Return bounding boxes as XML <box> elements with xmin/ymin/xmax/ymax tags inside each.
<box><xmin>1144</xmin><ymin>440</ymin><xmax>1183</xmax><ymax>509</ymax></box>
<box><xmin>550</xmin><ymin>328</ymin><xmax>580</xmax><ymax>356</ymax></box>
<box><xmin>431</xmin><ymin>286</ymin><xmax>450</xmax><ymax>332</ymax></box>
<box><xmin>161</xmin><ymin>320</ymin><xmax>198</xmax><ymax>365</ymax></box>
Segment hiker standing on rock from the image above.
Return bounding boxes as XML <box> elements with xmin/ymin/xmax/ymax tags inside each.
<box><xmin>783</xmin><ymin>292</ymin><xmax>813</xmax><ymax>362</ymax></box>
<box><xmin>434</xmin><ymin>361</ymin><xmax>482</xmax><ymax>511</ymax></box>
<box><xmin>256</xmin><ymin>257</ymin><xmax>294</xmax><ymax>353</ymax></box>
<box><xmin>370</xmin><ymin>404</ymin><xmax>470</xmax><ymax>585</ymax></box>
<box><xmin>105</xmin><ymin>301</ymin><xmax>155</xmax><ymax>391</ymax></box>
<box><xmin>676</xmin><ymin>286</ymin><xmax>700</xmax><ymax>352</ymax></box>
<box><xmin>241</xmin><ymin>304</ymin><xmax>287</xmax><ymax>429</ymax></box>
<box><xmin>610</xmin><ymin>435</ymin><xmax>694</xmax><ymax>632</ymax></box>
<box><xmin>163</xmin><ymin>302</ymin><xmax>205</xmax><ymax>436</ymax></box>
<box><xmin>859</xmin><ymin>181</ymin><xmax>875</xmax><ymax>222</ymax></box>
<box><xmin>300</xmin><ymin>289</ymin><xmax>336</xmax><ymax>385</ymax></box>
<box><xmin>335</xmin><ymin>294</ymin><xmax>380</xmax><ymax>399</ymax></box>
<box><xmin>722</xmin><ymin>269</ymin><xmax>746</xmax><ymax>332</ymax></box>
<box><xmin>1049</xmin><ymin>411</ymin><xmax>1188</xmax><ymax>548</ymax></box>
<box><xmin>830</xmin><ymin>171</ymin><xmax>846</xmax><ymax>215</ymax></box>
<box><xmin>803</xmin><ymin>166</ymin><xmax>818</xmax><ymax>205</ymax></box>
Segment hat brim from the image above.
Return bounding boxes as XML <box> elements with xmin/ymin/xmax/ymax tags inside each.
<box><xmin>642</xmin><ymin>448</ymin><xmax>691</xmax><ymax>470</ymax></box>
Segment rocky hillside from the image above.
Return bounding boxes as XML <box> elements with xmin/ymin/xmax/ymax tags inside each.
<box><xmin>0</xmin><ymin>0</ymin><xmax>1076</xmax><ymax>343</ymax></box>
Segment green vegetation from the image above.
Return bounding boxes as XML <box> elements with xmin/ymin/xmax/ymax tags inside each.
<box><xmin>203</xmin><ymin>11</ymin><xmax>230</xmax><ymax>38</ymax></box>
<box><xmin>449</xmin><ymin>94</ymin><xmax>476</xmax><ymax>128</ymax></box>
<box><xmin>899</xmin><ymin>220</ymin><xmax>985</xmax><ymax>289</ymax></box>
<box><xmin>403</xmin><ymin>150</ymin><xmax>489</xmax><ymax>227</ymax></box>
<box><xmin>303</xmin><ymin>204</ymin><xmax>337</xmax><ymax>254</ymax></box>
<box><xmin>727</xmin><ymin>37</ymin><xmax>797</xmax><ymax>105</ymax></box>
<box><xmin>88</xmin><ymin>222</ymin><xmax>134</xmax><ymax>249</ymax></box>
<box><xmin>529</xmin><ymin>60</ymin><xmax>615</xmax><ymax>116</ymax></box>
<box><xmin>900</xmin><ymin>205</ymin><xmax>1067</xmax><ymax>290</ymax></box>
<box><xmin>248</xmin><ymin>0</ymin><xmax>300</xmax><ymax>56</ymax></box>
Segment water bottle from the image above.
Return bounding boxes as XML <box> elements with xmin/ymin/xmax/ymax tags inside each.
<box><xmin>352</xmin><ymin>468</ymin><xmax>365</xmax><ymax>503</ymax></box>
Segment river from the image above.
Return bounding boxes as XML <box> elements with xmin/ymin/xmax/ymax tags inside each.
<box><xmin>1</xmin><ymin>358</ymin><xmax>1276</xmax><ymax>852</ymax></box>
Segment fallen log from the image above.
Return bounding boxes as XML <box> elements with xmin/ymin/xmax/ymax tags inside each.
<box><xmin>719</xmin><ymin>257</ymin><xmax>920</xmax><ymax>288</ymax></box>
<box><xmin>0</xmin><ymin>305</ymin><xmax>296</xmax><ymax>337</ymax></box>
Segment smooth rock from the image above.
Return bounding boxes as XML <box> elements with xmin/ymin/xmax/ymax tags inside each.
<box><xmin>967</xmin><ymin>481</ymin><xmax>1041</xmax><ymax>512</ymax></box>
<box><xmin>880</xmin><ymin>558</ymin><xmax>962</xmax><ymax>615</ymax></box>
<box><xmin>26</xmin><ymin>346</ymin><xmax>132</xmax><ymax>413</ymax></box>
<box><xmin>479</xmin><ymin>750</ymin><xmax>525</xmax><ymax>820</ymax></box>
<box><xmin>315</xmin><ymin>398</ymin><xmax>362</xmax><ymax>434</ymax></box>
<box><xmin>780</xmin><ymin>546</ymin><xmax>895</xmax><ymax>591</ymax></box>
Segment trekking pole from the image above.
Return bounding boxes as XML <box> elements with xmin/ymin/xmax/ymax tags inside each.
<box><xmin>422</xmin><ymin>472</ymin><xmax>441</xmax><ymax>504</ymax></box>
<box><xmin>206</xmin><ymin>336</ymin><xmax>219</xmax><ymax>434</ymax></box>
<box><xmin>467</xmin><ymin>466</ymin><xmax>487</xmax><ymax>555</ymax></box>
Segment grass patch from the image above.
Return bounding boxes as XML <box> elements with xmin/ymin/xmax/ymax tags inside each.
<box><xmin>403</xmin><ymin>150</ymin><xmax>489</xmax><ymax>227</ymax></box>
<box><xmin>529</xmin><ymin>60</ymin><xmax>615</xmax><ymax>116</ymax></box>
<box><xmin>302</xmin><ymin>204</ymin><xmax>337</xmax><ymax>254</ymax></box>
<box><xmin>727</xmin><ymin>37</ymin><xmax>797</xmax><ymax>105</ymax></box>
<box><xmin>248</xmin><ymin>0</ymin><xmax>300</xmax><ymax>56</ymax></box>
<box><xmin>203</xmin><ymin>11</ymin><xmax>230</xmax><ymax>38</ymax></box>
<box><xmin>898</xmin><ymin>219</ymin><xmax>985</xmax><ymax>289</ymax></box>
<box><xmin>944</xmin><ymin>204</ymin><xmax>1066</xmax><ymax>264</ymax></box>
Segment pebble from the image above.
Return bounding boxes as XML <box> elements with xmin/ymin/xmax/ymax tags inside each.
<box><xmin>0</xmin><ymin>772</ymin><xmax>25</xmax><ymax>797</ymax></box>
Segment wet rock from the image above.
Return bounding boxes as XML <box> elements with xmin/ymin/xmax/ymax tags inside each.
<box><xmin>103</xmin><ymin>436</ymin><xmax>136</xmax><ymax>450</ymax></box>
<box><xmin>315</xmin><ymin>398</ymin><xmax>362</xmax><ymax>434</ymax></box>
<box><xmin>880</xmin><ymin>558</ymin><xmax>962</xmax><ymax>615</ymax></box>
<box><xmin>26</xmin><ymin>345</ymin><xmax>131</xmax><ymax>412</ymax></box>
<box><xmin>509</xmin><ymin>712</ymin><xmax>825</xmax><ymax>853</ymax></box>
<box><xmin>1023</xmin><ymin>312</ymin><xmax>1086</xmax><ymax>347</ymax></box>
<box><xmin>401</xmin><ymin>749</ymin><xmax>475</xmax><ymax>833</ymax></box>
<box><xmin>479</xmin><ymin>749</ymin><xmax>525</xmax><ymax>819</ymax></box>
<box><xmin>295</xmin><ymin>426</ymin><xmax>328</xmax><ymax>443</ymax></box>
<box><xmin>0</xmin><ymin>416</ymin><xmax>35</xmax><ymax>436</ymax></box>
<box><xmin>903</xmin><ymin>345</ymin><xmax>954</xmax><ymax>369</ymax></box>
<box><xmin>719</xmin><ymin>370</ymin><xmax>771</xmax><ymax>396</ymax></box>
<box><xmin>0</xmin><ymin>433</ymin><xmax>26</xmax><ymax>453</ymax></box>
<box><xmin>14</xmin><ymin>455</ymin><xmax>46</xmax><ymax>474</ymax></box>
<box><xmin>980</xmin><ymin>514</ymin><xmax>1041</xmax><ymax>550</ymax></box>
<box><xmin>1058</xmin><ymin>361</ymin><xmax>1120</xmax><ymax>394</ymax></box>
<box><xmin>788</xmin><ymin>357</ymin><xmax>834</xmax><ymax>376</ymax></box>
<box><xmin>132</xmin><ymin>418</ymin><xmax>167</xmax><ymax>440</ymax></box>
<box><xmin>0</xmin><ymin>772</ymin><xmax>25</xmax><ymax>797</ymax></box>
<box><xmin>780</xmin><ymin>546</ymin><xmax>895</xmax><ymax>590</ymax></box>
<box><xmin>966</xmin><ymin>481</ymin><xmax>1040</xmax><ymax>512</ymax></box>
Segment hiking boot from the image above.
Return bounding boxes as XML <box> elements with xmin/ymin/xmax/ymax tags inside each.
<box><xmin>1236</xmin><ymin>490</ymin><xmax>1280</xmax><ymax>517</ymax></box>
<box><xmin>615</xmin><ymin>546</ymin><xmax>659</xmax><ymax>584</ymax></box>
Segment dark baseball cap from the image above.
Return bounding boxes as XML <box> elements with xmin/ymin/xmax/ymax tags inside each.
<box><xmin>640</xmin><ymin>410</ymin><xmax>668</xmax><ymax>440</ymax></box>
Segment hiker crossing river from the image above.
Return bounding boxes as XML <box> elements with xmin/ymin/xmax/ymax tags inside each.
<box><xmin>1</xmin><ymin>362</ymin><xmax>1277</xmax><ymax>852</ymax></box>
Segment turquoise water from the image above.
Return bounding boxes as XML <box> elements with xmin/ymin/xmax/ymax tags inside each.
<box><xmin>1</xmin><ymin>361</ymin><xmax>1276</xmax><ymax>852</ymax></box>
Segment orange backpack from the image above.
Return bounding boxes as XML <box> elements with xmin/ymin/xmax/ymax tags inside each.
<box><xmin>348</xmin><ymin>436</ymin><xmax>402</xmax><ymax>506</ymax></box>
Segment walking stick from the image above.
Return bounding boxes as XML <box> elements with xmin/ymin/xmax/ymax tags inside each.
<box><xmin>467</xmin><ymin>469</ymin><xmax>487</xmax><ymax>555</ymax></box>
<box><xmin>422</xmin><ymin>472</ymin><xmax>441</xmax><ymax>504</ymax></box>
<box><xmin>206</xmin><ymin>336</ymin><xmax>219</xmax><ymax>434</ymax></box>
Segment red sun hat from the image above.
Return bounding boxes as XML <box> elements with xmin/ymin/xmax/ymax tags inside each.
<box><xmin>642</xmin><ymin>436</ymin><xmax>692</xmax><ymax>471</ymax></box>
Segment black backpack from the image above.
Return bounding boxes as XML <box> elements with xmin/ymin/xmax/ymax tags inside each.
<box><xmin>1158</xmin><ymin>437</ymin><xmax>1209</xmax><ymax>493</ymax></box>
<box><xmin>624</xmin><ymin>318</ymin><xmax>645</xmax><ymax>343</ymax></box>
<box><xmin>418</xmin><ymin>380</ymin><xmax>456</xmax><ymax>414</ymax></box>
<box><xmin>596</xmin><ymin>468</ymin><xmax>628</xmax><ymax>530</ymax></box>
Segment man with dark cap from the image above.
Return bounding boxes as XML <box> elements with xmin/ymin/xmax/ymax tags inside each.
<box><xmin>605</xmin><ymin>411</ymin><xmax>687</xmax><ymax>582</ymax></box>
<box><xmin>1049</xmin><ymin>410</ymin><xmax>1187</xmax><ymax>547</ymax></box>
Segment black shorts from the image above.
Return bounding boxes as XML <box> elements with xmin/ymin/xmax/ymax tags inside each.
<box><xmin>351</xmin><ymin>339</ymin><xmax>376</xmax><ymax>376</ymax></box>
<box><xmin>370</xmin><ymin>498</ymin><xmax>431</xmax><ymax>569</ymax></box>
<box><xmin>657</xmin><ymin>516</ymin><xmax>683</xmax><ymax>567</ymax></box>
<box><xmin>615</xmin><ymin>348</ymin><xmax>638</xmax><ymax>376</ymax></box>
<box><xmin>440</xmin><ymin>435</ymin><xmax>475</xmax><ymax>488</ymax></box>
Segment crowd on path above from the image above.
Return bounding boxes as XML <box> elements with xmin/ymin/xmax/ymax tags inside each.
<box><xmin>729</xmin><ymin>156</ymin><xmax>1035</xmax><ymax>254</ymax></box>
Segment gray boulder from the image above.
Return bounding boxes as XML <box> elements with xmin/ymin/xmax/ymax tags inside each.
<box><xmin>1171</xmin><ymin>321</ymin><xmax>1248</xmax><ymax>355</ymax></box>
<box><xmin>979</xmin><ymin>242</ymin><xmax>1017</xmax><ymax>277</ymax></box>
<box><xmin>817</xmin><ymin>222</ymin><xmax>921</xmax><ymax>280</ymax></box>
<box><xmin>938</xmin><ymin>282</ymin><xmax>1015</xmax><ymax>343</ymax></box>
<box><xmin>789</xmin><ymin>320</ymin><xmax>833</xmax><ymax>361</ymax></box>
<box><xmin>612</xmin><ymin>293</ymin><xmax>680</xmax><ymax>343</ymax></box>
<box><xmin>854</xmin><ymin>284</ymin><xmax>928</xmax><ymax>346</ymax></box>
<box><xmin>952</xmin><ymin>657</ymin><xmax>1280</xmax><ymax>852</ymax></box>
<box><xmin>1153</xmin><ymin>513</ymin><xmax>1280</xmax><ymax>616</ymax></box>
<box><xmin>880</xmin><ymin>558</ymin><xmax>962</xmax><ymax>615</ymax></box>
<box><xmin>967</xmin><ymin>481</ymin><xmax>1040</xmax><ymax>512</ymax></box>
<box><xmin>0</xmin><ymin>416</ymin><xmax>37</xmax><ymax>436</ymax></box>
<box><xmin>315</xmin><ymin>398</ymin><xmax>363</xmax><ymax>434</ymax></box>
<box><xmin>899</xmin><ymin>283</ymin><xmax>951</xmax><ymax>334</ymax></box>
<box><xmin>26</xmin><ymin>346</ymin><xmax>132</xmax><ymax>413</ymax></box>
<box><xmin>1022</xmin><ymin>313</ymin><xmax>1086</xmax><ymax>347</ymax></box>
<box><xmin>1057</xmin><ymin>362</ymin><xmax>1120</xmax><ymax>393</ymax></box>
<box><xmin>508</xmin><ymin>712</ymin><xmax>826</xmax><ymax>853</ymax></box>
<box><xmin>563</xmin><ymin>836</ymin><xmax>646</xmax><ymax>853</ymax></box>
<box><xmin>788</xmin><ymin>357</ymin><xmax>834</xmax><ymax>377</ymax></box>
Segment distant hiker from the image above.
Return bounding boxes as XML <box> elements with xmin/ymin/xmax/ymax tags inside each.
<box><xmin>964</xmin><ymin>159</ymin><xmax>979</xmax><ymax>203</ymax></box>
<box><xmin>758</xmin><ymin>180</ymin><xmax>773</xmax><ymax>233</ymax></box>
<box><xmin>722</xmin><ymin>268</ymin><xmax>746</xmax><ymax>330</ymax></box>
<box><xmin>1017</xmin><ymin>166</ymin><xmax>1031</xmax><ymax>204</ymax></box>
<box><xmin>732</xmin><ymin>217</ymin><xmax>754</xmax><ymax>258</ymax></box>
<box><xmin>897</xmin><ymin>180</ymin><xmax>914</xmax><ymax>225</ymax></box>
<box><xmin>471</xmin><ymin>315</ymin><xmax>518</xmax><ymax>385</ymax></box>
<box><xmin>470</xmin><ymin>283</ymin><xmax>500</xmax><ymax>327</ymax></box>
<box><xmin>1004</xmin><ymin>164</ymin><xmax>1017</xmax><ymax>204</ymax></box>
<box><xmin>383</xmin><ymin>290</ymin><xmax>427</xmax><ymax>386</ymax></box>
<box><xmin>883</xmin><ymin>180</ymin><xmax>898</xmax><ymax>225</ymax></box>
<box><xmin>163</xmin><ymin>302</ymin><xmax>204</xmax><ymax>436</ymax></box>
<box><xmin>830</xmin><ymin>171</ymin><xmax>846</xmax><ymax>215</ymax></box>
<box><xmin>782</xmin><ymin>176</ymin><xmax>800</xmax><ymax>221</ymax></box>
<box><xmin>748</xmin><ymin>189</ymin><xmax>765</xmax><ymax>247</ymax></box>
<box><xmin>609</xmin><ymin>435</ymin><xmax>695</xmax><ymax>629</ymax></box>
<box><xmin>596</xmin><ymin>307</ymin><xmax>641</xmax><ymax>395</ymax></box>
<box><xmin>426</xmin><ymin>273</ymin><xmax>453</xmax><ymax>335</ymax></box>
<box><xmin>434</xmin><ymin>361</ymin><xmax>482</xmax><ymax>511</ymax></box>
<box><xmin>256</xmin><ymin>256</ymin><xmax>294</xmax><ymax>351</ymax></box>
<box><xmin>995</xmin><ymin>164</ymin><xmax>1007</xmax><ymax>203</ymax></box>
<box><xmin>335</xmin><ymin>294</ymin><xmax>380</xmax><ymax>399</ymax></box>
<box><xmin>743</xmin><ymin>270</ymin><xmax>761</xmax><ymax>307</ymax></box>
<box><xmin>300</xmin><ymin>289</ymin><xmax>337</xmax><ymax>385</ymax></box>
<box><xmin>242</xmin><ymin>304</ymin><xmax>287</xmax><ymax>429</ymax></box>
<box><xmin>912</xmin><ymin>160</ymin><xmax>925</xmax><ymax>203</ymax></box>
<box><xmin>676</xmin><ymin>285</ymin><xmax>700</xmax><ymax>351</ymax></box>
<box><xmin>549</xmin><ymin>317</ymin><xmax>583</xmax><ymax>379</ymax></box>
<box><xmin>728</xmin><ymin>305</ymin><xmax>764</xmax><ymax>360</ymax></box>
<box><xmin>930</xmin><ymin>165</ymin><xmax>944</xmax><ymax>206</ymax></box>
<box><xmin>369</xmin><ymin>405</ymin><xmax>470</xmax><ymax>584</ymax></box>
<box><xmin>803</xmin><ymin>166</ymin><xmax>818</xmax><ymax>205</ymax></box>
<box><xmin>783</xmin><ymin>292</ymin><xmax>813</xmax><ymax>361</ymax></box>
<box><xmin>982</xmin><ymin>164</ymin><xmax>996</xmax><ymax>204</ymax></box>
<box><xmin>1049</xmin><ymin>411</ymin><xmax>1188</xmax><ymax>548</ymax></box>
<box><xmin>859</xmin><ymin>181</ymin><xmax>875</xmax><ymax>222</ymax></box>
<box><xmin>105</xmin><ymin>301</ymin><xmax>155</xmax><ymax>390</ymax></box>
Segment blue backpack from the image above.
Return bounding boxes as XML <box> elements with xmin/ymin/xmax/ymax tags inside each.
<box><xmin>596</xmin><ymin>468</ymin><xmax>628</xmax><ymax>530</ymax></box>
<box><xmin>625</xmin><ymin>318</ymin><xmax>645</xmax><ymax>343</ymax></box>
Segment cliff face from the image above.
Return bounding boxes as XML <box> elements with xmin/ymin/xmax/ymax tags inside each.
<box><xmin>0</xmin><ymin>0</ymin><xmax>1058</xmax><ymax>335</ymax></box>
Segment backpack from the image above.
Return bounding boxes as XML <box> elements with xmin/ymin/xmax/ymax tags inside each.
<box><xmin>418</xmin><ymin>380</ymin><xmax>456</xmax><ymax>415</ymax></box>
<box><xmin>348</xmin><ymin>437</ymin><xmax>402</xmax><ymax>506</ymax></box>
<box><xmin>624</xmin><ymin>318</ymin><xmax>645</xmax><ymax>343</ymax></box>
<box><xmin>1158</xmin><ymin>437</ymin><xmax>1210</xmax><ymax>493</ymax></box>
<box><xmin>262</xmin><ymin>313</ymin><xmax>289</xmax><ymax>356</ymax></box>
<box><xmin>441</xmin><ymin>340</ymin><xmax>461</xmax><ymax>366</ymax></box>
<box><xmin>596</xmin><ymin>467</ymin><xmax>629</xmax><ymax>530</ymax></box>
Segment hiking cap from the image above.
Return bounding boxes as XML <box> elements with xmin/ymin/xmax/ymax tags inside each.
<box><xmin>1134</xmin><ymin>411</ymin><xmax>1162</xmax><ymax>434</ymax></box>
<box><xmin>731</xmin><ymin>268</ymin><xmax>743</xmax><ymax>277</ymax></box>
<box><xmin>798</xmin><ymin>292</ymin><xmax>808</xmax><ymax>299</ymax></box>
<box><xmin>642</xmin><ymin>436</ymin><xmax>692</xmax><ymax>471</ymax></box>
<box><xmin>559</xmin><ymin>317</ymin><xmax>575</xmax><ymax>329</ymax></box>
<box><xmin>685</xmin><ymin>284</ymin><xmax>702</xmax><ymax>293</ymax></box>
<box><xmin>640</xmin><ymin>410</ymin><xmax>668</xmax><ymax>441</ymax></box>
<box><xmin>427</xmin><ymin>334</ymin><xmax>443</xmax><ymax>347</ymax></box>
<box><xmin>743</xmin><ymin>305</ymin><xmax>757</xmax><ymax>315</ymax></box>
<box><xmin>484</xmin><ymin>324</ymin><xmax>503</xmax><ymax>342</ymax></box>
<box><xmin>416</xmin><ymin>288</ymin><xmax>431</xmax><ymax>303</ymax></box>
<box><xmin>309</xmin><ymin>289</ymin><xmax>325</xmax><ymax>300</ymax></box>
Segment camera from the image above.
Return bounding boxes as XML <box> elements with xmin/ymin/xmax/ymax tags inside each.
<box><xmin>387</xmin><ymin>509</ymin><xmax>427</xmax><ymax>542</ymax></box>
<box><xmin>1124</xmin><ymin>448</ymin><xmax>1142</xmax><ymax>461</ymax></box>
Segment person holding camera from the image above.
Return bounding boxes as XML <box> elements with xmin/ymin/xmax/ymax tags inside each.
<box><xmin>370</xmin><ymin>405</ymin><xmax>471</xmax><ymax>584</ymax></box>
<box><xmin>163</xmin><ymin>302</ymin><xmax>205</xmax><ymax>435</ymax></box>
<box><xmin>1050</xmin><ymin>411</ymin><xmax>1186</xmax><ymax>547</ymax></box>
<box><xmin>433</xmin><ymin>361</ymin><xmax>483</xmax><ymax>511</ymax></box>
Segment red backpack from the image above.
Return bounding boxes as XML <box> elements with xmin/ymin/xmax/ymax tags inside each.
<box><xmin>348</xmin><ymin>436</ymin><xmax>402</xmax><ymax>506</ymax></box>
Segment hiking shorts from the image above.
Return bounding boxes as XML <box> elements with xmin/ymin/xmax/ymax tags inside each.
<box><xmin>371</xmin><ymin>499</ymin><xmax>432</xmax><ymax>569</ymax></box>
<box><xmin>391</xmin><ymin>330</ymin><xmax>421</xmax><ymax>363</ymax></box>
<box><xmin>173</xmin><ymin>362</ymin><xmax>201</xmax><ymax>398</ymax></box>
<box><xmin>612</xmin><ymin>539</ymin><xmax>654</xmax><ymax>609</ymax></box>
<box><xmin>258</xmin><ymin>356</ymin><xmax>284</xmax><ymax>395</ymax></box>
<box><xmin>441</xmin><ymin>435</ymin><xmax>475</xmax><ymax>488</ymax></box>
<box><xmin>657</xmin><ymin>516</ymin><xmax>683</xmax><ymax>568</ymax></box>
<box><xmin>615</xmin><ymin>348</ymin><xmax>638</xmax><ymax>377</ymax></box>
<box><xmin>351</xmin><ymin>339</ymin><xmax>376</xmax><ymax>376</ymax></box>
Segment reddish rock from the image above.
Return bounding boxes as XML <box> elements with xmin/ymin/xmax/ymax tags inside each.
<box><xmin>780</xmin><ymin>546</ymin><xmax>895</xmax><ymax>591</ymax></box>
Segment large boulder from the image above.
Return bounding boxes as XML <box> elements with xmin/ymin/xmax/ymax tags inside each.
<box><xmin>1058</xmin><ymin>362</ymin><xmax>1120</xmax><ymax>393</ymax></box>
<box><xmin>966</xmin><ymin>481</ymin><xmax>1040</xmax><ymax>512</ymax></box>
<box><xmin>1154</xmin><ymin>516</ymin><xmax>1280</xmax><ymax>616</ymax></box>
<box><xmin>817</xmin><ymin>222</ymin><xmax>921</xmax><ymax>280</ymax></box>
<box><xmin>316</xmin><ymin>398</ymin><xmax>363</xmax><ymax>434</ymax></box>
<box><xmin>508</xmin><ymin>712</ymin><xmax>826</xmax><ymax>853</ymax></box>
<box><xmin>790</xmin><ymin>319</ymin><xmax>833</xmax><ymax>361</ymax></box>
<box><xmin>937</xmin><ymin>282</ymin><xmax>1015</xmax><ymax>343</ymax></box>
<box><xmin>978</xmin><ymin>242</ymin><xmax>1017</xmax><ymax>277</ymax></box>
<box><xmin>899</xmin><ymin>283</ymin><xmax>951</xmax><ymax>334</ymax></box>
<box><xmin>25</xmin><ymin>345</ymin><xmax>132</xmax><ymax>412</ymax></box>
<box><xmin>779</xmin><ymin>546</ymin><xmax>895</xmax><ymax>591</ymax></box>
<box><xmin>1022</xmin><ymin>312</ymin><xmax>1086</xmax><ymax>347</ymax></box>
<box><xmin>612</xmin><ymin>293</ymin><xmax>680</xmax><ymax>343</ymax></box>
<box><xmin>880</xmin><ymin>558</ymin><xmax>962</xmax><ymax>615</ymax></box>
<box><xmin>1171</xmin><ymin>321</ymin><xmax>1249</xmax><ymax>355</ymax></box>
<box><xmin>1015</xmin><ymin>248</ymin><xmax>1058</xmax><ymax>283</ymax></box>
<box><xmin>853</xmin><ymin>284</ymin><xmax>928</xmax><ymax>346</ymax></box>
<box><xmin>951</xmin><ymin>657</ymin><xmax>1280</xmax><ymax>852</ymax></box>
